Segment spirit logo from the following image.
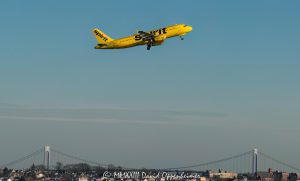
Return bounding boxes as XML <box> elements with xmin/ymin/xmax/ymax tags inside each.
<box><xmin>94</xmin><ymin>30</ymin><xmax>108</xmax><ymax>42</ymax></box>
<box><xmin>135</xmin><ymin>28</ymin><xmax>167</xmax><ymax>41</ymax></box>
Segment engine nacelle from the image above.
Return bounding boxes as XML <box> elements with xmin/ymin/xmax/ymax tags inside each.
<box><xmin>152</xmin><ymin>34</ymin><xmax>166</xmax><ymax>46</ymax></box>
<box><xmin>152</xmin><ymin>40</ymin><xmax>164</xmax><ymax>46</ymax></box>
<box><xmin>154</xmin><ymin>34</ymin><xmax>167</xmax><ymax>42</ymax></box>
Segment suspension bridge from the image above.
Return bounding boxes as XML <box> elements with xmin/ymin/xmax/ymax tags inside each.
<box><xmin>1</xmin><ymin>146</ymin><xmax>299</xmax><ymax>174</ymax></box>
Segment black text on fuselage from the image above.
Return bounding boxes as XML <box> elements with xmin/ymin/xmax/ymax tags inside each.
<box><xmin>134</xmin><ymin>28</ymin><xmax>167</xmax><ymax>41</ymax></box>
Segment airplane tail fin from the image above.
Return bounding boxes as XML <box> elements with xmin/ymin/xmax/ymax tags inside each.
<box><xmin>92</xmin><ymin>28</ymin><xmax>114</xmax><ymax>44</ymax></box>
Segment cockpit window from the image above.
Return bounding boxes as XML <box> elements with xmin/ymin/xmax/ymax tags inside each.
<box><xmin>183</xmin><ymin>25</ymin><xmax>188</xmax><ymax>27</ymax></box>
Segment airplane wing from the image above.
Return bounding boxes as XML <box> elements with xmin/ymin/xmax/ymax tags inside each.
<box><xmin>137</xmin><ymin>30</ymin><xmax>164</xmax><ymax>50</ymax></box>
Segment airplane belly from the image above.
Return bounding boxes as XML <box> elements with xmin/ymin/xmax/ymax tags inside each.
<box><xmin>106</xmin><ymin>41</ymin><xmax>141</xmax><ymax>49</ymax></box>
<box><xmin>122</xmin><ymin>40</ymin><xmax>145</xmax><ymax>48</ymax></box>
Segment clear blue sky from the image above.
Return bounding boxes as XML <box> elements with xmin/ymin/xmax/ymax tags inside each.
<box><xmin>0</xmin><ymin>1</ymin><xmax>300</xmax><ymax>169</ymax></box>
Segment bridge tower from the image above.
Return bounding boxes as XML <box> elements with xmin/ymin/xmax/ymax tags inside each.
<box><xmin>44</xmin><ymin>145</ymin><xmax>51</xmax><ymax>170</ymax></box>
<box><xmin>252</xmin><ymin>148</ymin><xmax>258</xmax><ymax>176</ymax></box>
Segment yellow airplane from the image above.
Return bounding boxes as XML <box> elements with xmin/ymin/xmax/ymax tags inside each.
<box><xmin>92</xmin><ymin>24</ymin><xmax>192</xmax><ymax>50</ymax></box>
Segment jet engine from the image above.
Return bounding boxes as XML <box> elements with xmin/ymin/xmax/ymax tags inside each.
<box><xmin>152</xmin><ymin>34</ymin><xmax>166</xmax><ymax>46</ymax></box>
<box><xmin>154</xmin><ymin>34</ymin><xmax>167</xmax><ymax>42</ymax></box>
<box><xmin>152</xmin><ymin>40</ymin><xmax>164</xmax><ymax>46</ymax></box>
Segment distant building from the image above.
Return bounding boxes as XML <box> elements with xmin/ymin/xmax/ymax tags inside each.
<box><xmin>237</xmin><ymin>175</ymin><xmax>248</xmax><ymax>181</ymax></box>
<box><xmin>288</xmin><ymin>173</ymin><xmax>300</xmax><ymax>181</ymax></box>
<box><xmin>78</xmin><ymin>175</ymin><xmax>88</xmax><ymax>181</ymax></box>
<box><xmin>200</xmin><ymin>177</ymin><xmax>208</xmax><ymax>181</ymax></box>
<box><xmin>256</xmin><ymin>172</ymin><xmax>274</xmax><ymax>181</ymax></box>
<box><xmin>204</xmin><ymin>170</ymin><xmax>238</xmax><ymax>180</ymax></box>
<box><xmin>274</xmin><ymin>171</ymin><xmax>289</xmax><ymax>181</ymax></box>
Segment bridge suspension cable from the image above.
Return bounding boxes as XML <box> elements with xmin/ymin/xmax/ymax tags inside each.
<box><xmin>258</xmin><ymin>151</ymin><xmax>300</xmax><ymax>172</ymax></box>
<box><xmin>159</xmin><ymin>150</ymin><xmax>253</xmax><ymax>170</ymax></box>
<box><xmin>51</xmin><ymin>148</ymin><xmax>108</xmax><ymax>168</ymax></box>
<box><xmin>0</xmin><ymin>147</ymin><xmax>43</xmax><ymax>168</ymax></box>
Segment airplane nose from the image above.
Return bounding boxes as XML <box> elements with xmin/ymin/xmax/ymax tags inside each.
<box><xmin>187</xmin><ymin>26</ymin><xmax>193</xmax><ymax>32</ymax></box>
